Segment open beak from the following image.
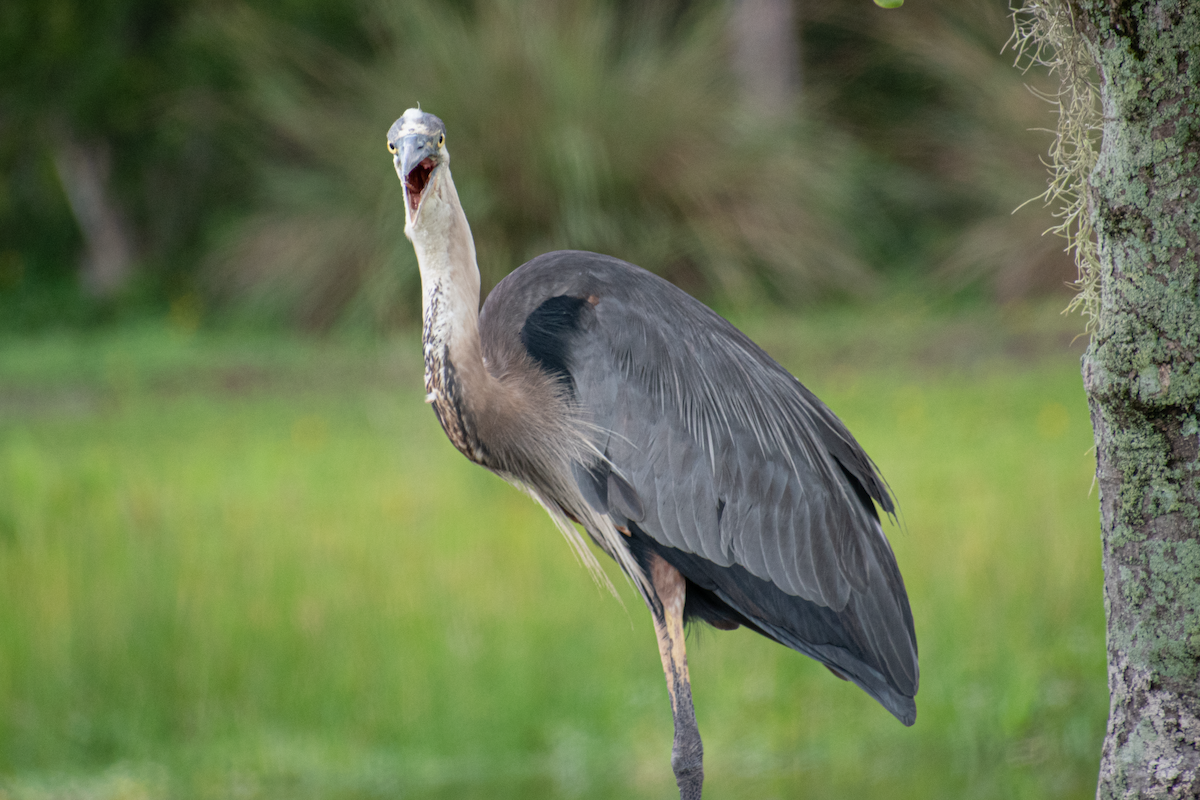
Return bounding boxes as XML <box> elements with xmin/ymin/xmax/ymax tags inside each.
<box><xmin>395</xmin><ymin>134</ymin><xmax>440</xmax><ymax>221</ymax></box>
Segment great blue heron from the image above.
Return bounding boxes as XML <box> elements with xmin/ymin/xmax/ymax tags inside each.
<box><xmin>387</xmin><ymin>108</ymin><xmax>917</xmax><ymax>799</ymax></box>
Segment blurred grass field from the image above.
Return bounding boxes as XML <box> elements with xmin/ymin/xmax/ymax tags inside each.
<box><xmin>0</xmin><ymin>300</ymin><xmax>1104</xmax><ymax>799</ymax></box>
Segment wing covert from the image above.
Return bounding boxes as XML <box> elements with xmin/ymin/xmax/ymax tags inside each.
<box><xmin>563</xmin><ymin>264</ymin><xmax>890</xmax><ymax>613</ymax></box>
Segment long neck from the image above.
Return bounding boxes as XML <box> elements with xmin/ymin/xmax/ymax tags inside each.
<box><xmin>406</xmin><ymin>164</ymin><xmax>585</xmax><ymax>476</ymax></box>
<box><xmin>407</xmin><ymin>168</ymin><xmax>494</xmax><ymax>460</ymax></box>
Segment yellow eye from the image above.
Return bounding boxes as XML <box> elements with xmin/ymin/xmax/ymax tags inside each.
<box><xmin>388</xmin><ymin>141</ymin><xmax>397</xmax><ymax>154</ymax></box>
<box><xmin>438</xmin><ymin>134</ymin><xmax>445</xmax><ymax>147</ymax></box>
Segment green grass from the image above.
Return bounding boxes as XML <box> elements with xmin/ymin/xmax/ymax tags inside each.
<box><xmin>0</xmin><ymin>301</ymin><xmax>1104</xmax><ymax>799</ymax></box>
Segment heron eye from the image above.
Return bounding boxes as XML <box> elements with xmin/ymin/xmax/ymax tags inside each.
<box><xmin>388</xmin><ymin>142</ymin><xmax>397</xmax><ymax>154</ymax></box>
<box><xmin>438</xmin><ymin>134</ymin><xmax>445</xmax><ymax>147</ymax></box>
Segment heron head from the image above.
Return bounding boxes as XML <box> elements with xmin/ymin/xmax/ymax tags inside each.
<box><xmin>388</xmin><ymin>108</ymin><xmax>448</xmax><ymax>226</ymax></box>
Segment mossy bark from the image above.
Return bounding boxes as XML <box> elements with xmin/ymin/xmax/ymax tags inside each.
<box><xmin>1069</xmin><ymin>1</ymin><xmax>1200</xmax><ymax>797</ymax></box>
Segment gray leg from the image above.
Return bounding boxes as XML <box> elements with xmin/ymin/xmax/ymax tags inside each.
<box><xmin>649</xmin><ymin>554</ymin><xmax>704</xmax><ymax>800</ymax></box>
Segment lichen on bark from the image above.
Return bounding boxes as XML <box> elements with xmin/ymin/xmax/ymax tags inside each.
<box><xmin>1054</xmin><ymin>0</ymin><xmax>1200</xmax><ymax>797</ymax></box>
<box><xmin>1009</xmin><ymin>4</ymin><xmax>1200</xmax><ymax>793</ymax></box>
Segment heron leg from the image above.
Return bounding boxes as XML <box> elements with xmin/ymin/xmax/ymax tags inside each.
<box><xmin>648</xmin><ymin>554</ymin><xmax>704</xmax><ymax>800</ymax></box>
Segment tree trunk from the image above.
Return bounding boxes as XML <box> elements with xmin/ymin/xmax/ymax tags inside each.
<box><xmin>729</xmin><ymin>0</ymin><xmax>799</xmax><ymax>118</ymax></box>
<box><xmin>51</xmin><ymin>131</ymin><xmax>136</xmax><ymax>299</ymax></box>
<box><xmin>1071</xmin><ymin>2</ymin><xmax>1200</xmax><ymax>797</ymax></box>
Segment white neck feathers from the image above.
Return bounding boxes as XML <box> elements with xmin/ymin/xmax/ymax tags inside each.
<box><xmin>407</xmin><ymin>167</ymin><xmax>485</xmax><ymax>382</ymax></box>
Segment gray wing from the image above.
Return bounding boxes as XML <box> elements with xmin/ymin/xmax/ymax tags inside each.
<box><xmin>481</xmin><ymin>251</ymin><xmax>918</xmax><ymax>711</ymax></box>
<box><xmin>560</xmin><ymin>255</ymin><xmax>892</xmax><ymax>599</ymax></box>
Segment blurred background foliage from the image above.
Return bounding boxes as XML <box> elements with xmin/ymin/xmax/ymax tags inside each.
<box><xmin>0</xmin><ymin>0</ymin><xmax>1076</xmax><ymax>332</ymax></box>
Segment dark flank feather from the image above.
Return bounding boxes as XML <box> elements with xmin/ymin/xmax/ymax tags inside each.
<box><xmin>519</xmin><ymin>295</ymin><xmax>591</xmax><ymax>387</ymax></box>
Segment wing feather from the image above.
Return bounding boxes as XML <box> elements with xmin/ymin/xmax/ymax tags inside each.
<box><xmin>580</xmin><ymin>278</ymin><xmax>881</xmax><ymax>606</ymax></box>
<box><xmin>478</xmin><ymin>251</ymin><xmax>917</xmax><ymax>710</ymax></box>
